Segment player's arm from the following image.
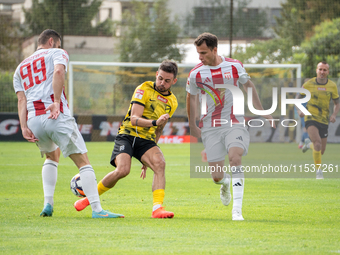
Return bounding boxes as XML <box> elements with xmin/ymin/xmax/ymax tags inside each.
<box><xmin>187</xmin><ymin>92</ymin><xmax>201</xmax><ymax>138</ymax></box>
<box><xmin>45</xmin><ymin>64</ymin><xmax>65</xmax><ymax>119</ymax></box>
<box><xmin>130</xmin><ymin>103</ymin><xmax>169</xmax><ymax>127</ymax></box>
<box><xmin>330</xmin><ymin>98</ymin><xmax>340</xmax><ymax>123</ymax></box>
<box><xmin>16</xmin><ymin>91</ymin><xmax>38</xmax><ymax>142</ymax></box>
<box><xmin>242</xmin><ymin>80</ymin><xmax>276</xmax><ymax>128</ymax></box>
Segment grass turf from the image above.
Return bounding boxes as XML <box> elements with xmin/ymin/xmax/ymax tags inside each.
<box><xmin>0</xmin><ymin>142</ymin><xmax>339</xmax><ymax>254</ymax></box>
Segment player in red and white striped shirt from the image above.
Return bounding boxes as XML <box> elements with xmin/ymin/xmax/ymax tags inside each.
<box><xmin>186</xmin><ymin>33</ymin><xmax>274</xmax><ymax>221</ymax></box>
<box><xmin>13</xmin><ymin>29</ymin><xmax>123</xmax><ymax>218</ymax></box>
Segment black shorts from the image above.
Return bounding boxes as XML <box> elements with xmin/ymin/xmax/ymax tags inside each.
<box><xmin>110</xmin><ymin>134</ymin><xmax>158</xmax><ymax>167</ymax></box>
<box><xmin>305</xmin><ymin>120</ymin><xmax>328</xmax><ymax>138</ymax></box>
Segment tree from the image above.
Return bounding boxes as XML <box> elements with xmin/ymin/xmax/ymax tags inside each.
<box><xmin>0</xmin><ymin>16</ymin><xmax>21</xmax><ymax>71</ymax></box>
<box><xmin>293</xmin><ymin>18</ymin><xmax>340</xmax><ymax>78</ymax></box>
<box><xmin>184</xmin><ymin>0</ymin><xmax>268</xmax><ymax>38</ymax></box>
<box><xmin>119</xmin><ymin>0</ymin><xmax>185</xmax><ymax>63</ymax></box>
<box><xmin>24</xmin><ymin>0</ymin><xmax>113</xmax><ymax>36</ymax></box>
<box><xmin>275</xmin><ymin>0</ymin><xmax>340</xmax><ymax>46</ymax></box>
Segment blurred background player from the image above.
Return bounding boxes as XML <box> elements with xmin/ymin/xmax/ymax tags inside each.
<box><xmin>186</xmin><ymin>33</ymin><xmax>274</xmax><ymax>221</ymax></box>
<box><xmin>74</xmin><ymin>60</ymin><xmax>178</xmax><ymax>218</ymax></box>
<box><xmin>13</xmin><ymin>29</ymin><xmax>123</xmax><ymax>218</ymax></box>
<box><xmin>298</xmin><ymin>61</ymin><xmax>340</xmax><ymax>179</ymax></box>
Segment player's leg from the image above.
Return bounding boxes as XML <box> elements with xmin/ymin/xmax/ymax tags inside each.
<box><xmin>225</xmin><ymin>127</ymin><xmax>250</xmax><ymax>221</ymax></box>
<box><xmin>27</xmin><ymin>115</ymin><xmax>60</xmax><ymax>217</ymax></box>
<box><xmin>202</xmin><ymin>129</ymin><xmax>231</xmax><ymax>207</ymax></box>
<box><xmin>305</xmin><ymin>125</ymin><xmax>323</xmax><ymax>178</ymax></box>
<box><xmin>228</xmin><ymin>147</ymin><xmax>245</xmax><ymax>221</ymax></box>
<box><xmin>39</xmin><ymin>148</ymin><xmax>60</xmax><ymax>217</ymax></box>
<box><xmin>209</xmin><ymin>160</ymin><xmax>231</xmax><ymax>207</ymax></box>
<box><xmin>50</xmin><ymin>114</ymin><xmax>123</xmax><ymax>218</ymax></box>
<box><xmin>140</xmin><ymin>146</ymin><xmax>173</xmax><ymax>218</ymax></box>
<box><xmin>74</xmin><ymin>135</ymin><xmax>133</xmax><ymax>212</ymax></box>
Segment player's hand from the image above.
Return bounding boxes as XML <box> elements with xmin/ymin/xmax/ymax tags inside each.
<box><xmin>156</xmin><ymin>114</ymin><xmax>170</xmax><ymax>126</ymax></box>
<box><xmin>330</xmin><ymin>114</ymin><xmax>337</xmax><ymax>123</ymax></box>
<box><xmin>190</xmin><ymin>125</ymin><xmax>201</xmax><ymax>138</ymax></box>
<box><xmin>263</xmin><ymin>115</ymin><xmax>276</xmax><ymax>128</ymax></box>
<box><xmin>140</xmin><ymin>165</ymin><xmax>147</xmax><ymax>179</ymax></box>
<box><xmin>297</xmin><ymin>110</ymin><xmax>305</xmax><ymax>118</ymax></box>
<box><xmin>22</xmin><ymin>127</ymin><xmax>38</xmax><ymax>143</ymax></box>
<box><xmin>45</xmin><ymin>102</ymin><xmax>60</xmax><ymax>119</ymax></box>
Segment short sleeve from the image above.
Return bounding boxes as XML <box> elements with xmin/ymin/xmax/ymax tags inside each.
<box><xmin>131</xmin><ymin>84</ymin><xmax>147</xmax><ymax>106</ymax></box>
<box><xmin>236</xmin><ymin>65</ymin><xmax>250</xmax><ymax>85</ymax></box>
<box><xmin>52</xmin><ymin>49</ymin><xmax>69</xmax><ymax>72</ymax></box>
<box><xmin>186</xmin><ymin>74</ymin><xmax>198</xmax><ymax>95</ymax></box>
<box><xmin>13</xmin><ymin>65</ymin><xmax>23</xmax><ymax>93</ymax></box>
<box><xmin>332</xmin><ymin>84</ymin><xmax>339</xmax><ymax>100</ymax></box>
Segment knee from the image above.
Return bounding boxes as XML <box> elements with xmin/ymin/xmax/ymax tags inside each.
<box><xmin>313</xmin><ymin>141</ymin><xmax>322</xmax><ymax>151</ymax></box>
<box><xmin>228</xmin><ymin>155</ymin><xmax>241</xmax><ymax>167</ymax></box>
<box><xmin>116</xmin><ymin>164</ymin><xmax>131</xmax><ymax>178</ymax></box>
<box><xmin>152</xmin><ymin>159</ymin><xmax>166</xmax><ymax>173</ymax></box>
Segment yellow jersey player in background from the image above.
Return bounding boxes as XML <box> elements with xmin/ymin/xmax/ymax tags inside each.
<box><xmin>297</xmin><ymin>61</ymin><xmax>340</xmax><ymax>179</ymax></box>
<box><xmin>74</xmin><ymin>60</ymin><xmax>178</xmax><ymax>218</ymax></box>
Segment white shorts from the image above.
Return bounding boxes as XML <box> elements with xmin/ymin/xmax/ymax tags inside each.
<box><xmin>201</xmin><ymin>126</ymin><xmax>250</xmax><ymax>162</ymax></box>
<box><xmin>27</xmin><ymin>113</ymin><xmax>87</xmax><ymax>158</ymax></box>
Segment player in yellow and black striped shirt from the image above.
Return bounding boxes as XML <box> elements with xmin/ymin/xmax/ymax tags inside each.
<box><xmin>73</xmin><ymin>60</ymin><xmax>179</xmax><ymax>218</ymax></box>
<box><xmin>298</xmin><ymin>61</ymin><xmax>340</xmax><ymax>179</ymax></box>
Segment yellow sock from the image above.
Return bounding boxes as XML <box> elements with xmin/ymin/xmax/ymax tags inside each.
<box><xmin>153</xmin><ymin>189</ymin><xmax>165</xmax><ymax>211</ymax></box>
<box><xmin>309</xmin><ymin>143</ymin><xmax>314</xmax><ymax>150</ymax></box>
<box><xmin>97</xmin><ymin>181</ymin><xmax>110</xmax><ymax>195</ymax></box>
<box><xmin>313</xmin><ymin>149</ymin><xmax>322</xmax><ymax>170</ymax></box>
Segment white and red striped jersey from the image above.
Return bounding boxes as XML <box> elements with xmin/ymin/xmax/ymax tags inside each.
<box><xmin>186</xmin><ymin>57</ymin><xmax>250</xmax><ymax>129</ymax></box>
<box><xmin>13</xmin><ymin>48</ymin><xmax>70</xmax><ymax>120</ymax></box>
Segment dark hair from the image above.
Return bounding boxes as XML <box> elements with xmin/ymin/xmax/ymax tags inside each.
<box><xmin>194</xmin><ymin>32</ymin><xmax>218</xmax><ymax>50</ymax></box>
<box><xmin>37</xmin><ymin>29</ymin><xmax>61</xmax><ymax>45</ymax></box>
<box><xmin>320</xmin><ymin>61</ymin><xmax>328</xmax><ymax>65</ymax></box>
<box><xmin>159</xmin><ymin>60</ymin><xmax>178</xmax><ymax>78</ymax></box>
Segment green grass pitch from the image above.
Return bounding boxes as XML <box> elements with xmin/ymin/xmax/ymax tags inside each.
<box><xmin>0</xmin><ymin>142</ymin><xmax>339</xmax><ymax>254</ymax></box>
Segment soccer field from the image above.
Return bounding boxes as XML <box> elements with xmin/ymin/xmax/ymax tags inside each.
<box><xmin>0</xmin><ymin>142</ymin><xmax>339</xmax><ymax>254</ymax></box>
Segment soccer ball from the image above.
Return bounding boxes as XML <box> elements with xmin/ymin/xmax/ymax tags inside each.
<box><xmin>70</xmin><ymin>173</ymin><xmax>86</xmax><ymax>197</ymax></box>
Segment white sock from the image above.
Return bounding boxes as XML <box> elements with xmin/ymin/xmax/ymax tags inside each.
<box><xmin>79</xmin><ymin>165</ymin><xmax>102</xmax><ymax>213</ymax></box>
<box><xmin>42</xmin><ymin>159</ymin><xmax>58</xmax><ymax>206</ymax></box>
<box><xmin>214</xmin><ymin>172</ymin><xmax>230</xmax><ymax>186</ymax></box>
<box><xmin>232</xmin><ymin>166</ymin><xmax>245</xmax><ymax>211</ymax></box>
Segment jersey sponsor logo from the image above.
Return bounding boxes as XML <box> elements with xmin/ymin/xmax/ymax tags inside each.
<box><xmin>211</xmin><ymin>70</ymin><xmax>222</xmax><ymax>76</ymax></box>
<box><xmin>157</xmin><ymin>95</ymin><xmax>168</xmax><ymax>103</ymax></box>
<box><xmin>318</xmin><ymin>87</ymin><xmax>326</xmax><ymax>91</ymax></box>
<box><xmin>135</xmin><ymin>89</ymin><xmax>144</xmax><ymax>99</ymax></box>
<box><xmin>236</xmin><ymin>136</ymin><xmax>243</xmax><ymax>141</ymax></box>
<box><xmin>224</xmin><ymin>72</ymin><xmax>231</xmax><ymax>79</ymax></box>
<box><xmin>204</xmin><ymin>77</ymin><xmax>211</xmax><ymax>83</ymax></box>
<box><xmin>119</xmin><ymin>145</ymin><xmax>125</xmax><ymax>151</ymax></box>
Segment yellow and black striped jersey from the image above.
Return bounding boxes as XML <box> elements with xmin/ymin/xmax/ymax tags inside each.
<box><xmin>118</xmin><ymin>81</ymin><xmax>178</xmax><ymax>141</ymax></box>
<box><xmin>302</xmin><ymin>77</ymin><xmax>339</xmax><ymax>125</ymax></box>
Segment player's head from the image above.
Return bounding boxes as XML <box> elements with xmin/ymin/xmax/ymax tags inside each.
<box><xmin>194</xmin><ymin>33</ymin><xmax>219</xmax><ymax>66</ymax></box>
<box><xmin>316</xmin><ymin>61</ymin><xmax>329</xmax><ymax>79</ymax></box>
<box><xmin>38</xmin><ymin>29</ymin><xmax>62</xmax><ymax>49</ymax></box>
<box><xmin>155</xmin><ymin>60</ymin><xmax>178</xmax><ymax>94</ymax></box>
<box><xmin>194</xmin><ymin>33</ymin><xmax>218</xmax><ymax>50</ymax></box>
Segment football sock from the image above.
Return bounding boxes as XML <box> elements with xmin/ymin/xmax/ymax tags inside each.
<box><xmin>79</xmin><ymin>165</ymin><xmax>102</xmax><ymax>213</ymax></box>
<box><xmin>98</xmin><ymin>180</ymin><xmax>110</xmax><ymax>195</ymax></box>
<box><xmin>42</xmin><ymin>159</ymin><xmax>58</xmax><ymax>206</ymax></box>
<box><xmin>313</xmin><ymin>149</ymin><xmax>322</xmax><ymax>170</ymax></box>
<box><xmin>214</xmin><ymin>172</ymin><xmax>230</xmax><ymax>186</ymax></box>
<box><xmin>232</xmin><ymin>165</ymin><xmax>245</xmax><ymax>211</ymax></box>
<box><xmin>152</xmin><ymin>189</ymin><xmax>165</xmax><ymax>211</ymax></box>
